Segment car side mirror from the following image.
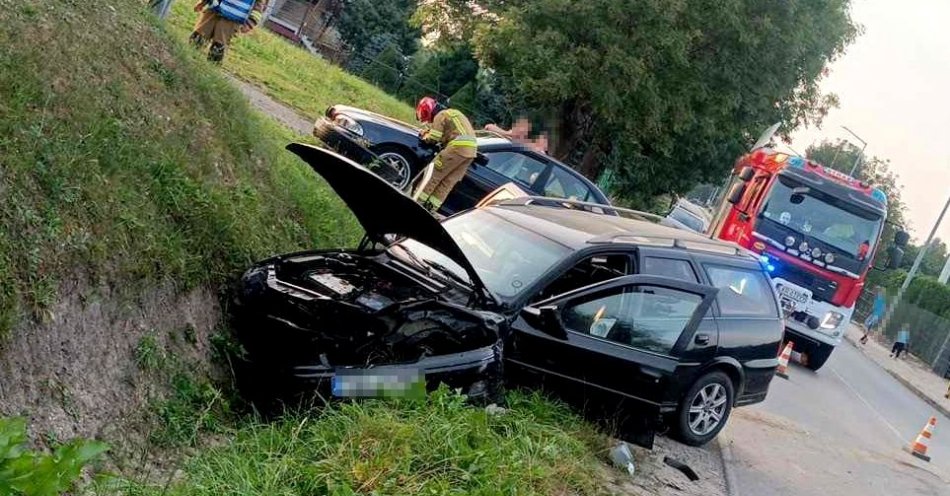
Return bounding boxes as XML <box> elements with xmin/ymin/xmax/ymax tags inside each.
<box><xmin>738</xmin><ymin>166</ymin><xmax>755</xmax><ymax>182</ymax></box>
<box><xmin>474</xmin><ymin>153</ymin><xmax>488</xmax><ymax>166</ymax></box>
<box><xmin>873</xmin><ymin>245</ymin><xmax>904</xmax><ymax>271</ymax></box>
<box><xmin>726</xmin><ymin>183</ymin><xmax>746</xmax><ymax>205</ymax></box>
<box><xmin>520</xmin><ymin>305</ymin><xmax>567</xmax><ymax>339</ymax></box>
<box><xmin>886</xmin><ymin>245</ymin><xmax>904</xmax><ymax>269</ymax></box>
<box><xmin>894</xmin><ymin>230</ymin><xmax>910</xmax><ymax>247</ymax></box>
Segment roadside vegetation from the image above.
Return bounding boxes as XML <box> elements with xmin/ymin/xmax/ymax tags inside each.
<box><xmin>0</xmin><ymin>0</ymin><xmax>359</xmax><ymax>339</ymax></box>
<box><xmin>98</xmin><ymin>389</ymin><xmax>614</xmax><ymax>496</ymax></box>
<box><xmin>0</xmin><ymin>2</ymin><xmax>635</xmax><ymax>494</ymax></box>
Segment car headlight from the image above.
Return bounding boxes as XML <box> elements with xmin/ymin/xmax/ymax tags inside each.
<box><xmin>785</xmin><ymin>236</ymin><xmax>796</xmax><ymax>247</ymax></box>
<box><xmin>333</xmin><ymin>114</ymin><xmax>364</xmax><ymax>136</ymax></box>
<box><xmin>820</xmin><ymin>311</ymin><xmax>844</xmax><ymax>329</ymax></box>
<box><xmin>811</xmin><ymin>247</ymin><xmax>822</xmax><ymax>259</ymax></box>
<box><xmin>824</xmin><ymin>253</ymin><xmax>835</xmax><ymax>264</ymax></box>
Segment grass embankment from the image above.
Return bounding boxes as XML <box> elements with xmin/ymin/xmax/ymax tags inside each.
<box><xmin>0</xmin><ymin>0</ymin><xmax>360</xmax><ymax>338</ymax></box>
<box><xmin>1</xmin><ymin>3</ymin><xmax>625</xmax><ymax>494</ymax></box>
<box><xmin>166</xmin><ymin>2</ymin><xmax>416</xmax><ymax>123</ymax></box>
<box><xmin>104</xmin><ymin>390</ymin><xmax>613</xmax><ymax>496</ymax></box>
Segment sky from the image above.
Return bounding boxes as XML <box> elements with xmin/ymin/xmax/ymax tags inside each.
<box><xmin>789</xmin><ymin>0</ymin><xmax>950</xmax><ymax>244</ymax></box>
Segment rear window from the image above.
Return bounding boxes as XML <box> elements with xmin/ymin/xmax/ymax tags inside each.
<box><xmin>642</xmin><ymin>257</ymin><xmax>699</xmax><ymax>283</ymax></box>
<box><xmin>703</xmin><ymin>264</ymin><xmax>778</xmax><ymax>317</ymax></box>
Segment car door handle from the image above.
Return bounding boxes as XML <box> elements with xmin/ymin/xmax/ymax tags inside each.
<box><xmin>694</xmin><ymin>333</ymin><xmax>710</xmax><ymax>345</ymax></box>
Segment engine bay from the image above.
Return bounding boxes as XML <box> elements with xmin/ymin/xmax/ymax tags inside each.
<box><xmin>240</xmin><ymin>252</ymin><xmax>501</xmax><ymax>368</ymax></box>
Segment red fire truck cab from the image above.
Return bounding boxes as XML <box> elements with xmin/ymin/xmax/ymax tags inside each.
<box><xmin>709</xmin><ymin>149</ymin><xmax>905</xmax><ymax>370</ymax></box>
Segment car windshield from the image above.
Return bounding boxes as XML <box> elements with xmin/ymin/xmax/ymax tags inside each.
<box><xmin>669</xmin><ymin>207</ymin><xmax>706</xmax><ymax>232</ymax></box>
<box><xmin>391</xmin><ymin>210</ymin><xmax>569</xmax><ymax>299</ymax></box>
<box><xmin>759</xmin><ymin>175</ymin><xmax>883</xmax><ymax>259</ymax></box>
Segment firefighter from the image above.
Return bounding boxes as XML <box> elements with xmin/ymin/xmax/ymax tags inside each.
<box><xmin>189</xmin><ymin>0</ymin><xmax>267</xmax><ymax>63</ymax></box>
<box><xmin>416</xmin><ymin>97</ymin><xmax>478</xmax><ymax>209</ymax></box>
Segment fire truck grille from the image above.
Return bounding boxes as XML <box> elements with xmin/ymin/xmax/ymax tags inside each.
<box><xmin>777</xmin><ymin>263</ymin><xmax>838</xmax><ymax>304</ymax></box>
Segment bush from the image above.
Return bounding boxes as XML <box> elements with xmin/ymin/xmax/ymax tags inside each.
<box><xmin>0</xmin><ymin>417</ymin><xmax>107</xmax><ymax>495</ymax></box>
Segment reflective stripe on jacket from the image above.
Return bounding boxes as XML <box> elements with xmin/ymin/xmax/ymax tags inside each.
<box><xmin>214</xmin><ymin>0</ymin><xmax>254</xmax><ymax>22</ymax></box>
<box><xmin>421</xmin><ymin>108</ymin><xmax>477</xmax><ymax>158</ymax></box>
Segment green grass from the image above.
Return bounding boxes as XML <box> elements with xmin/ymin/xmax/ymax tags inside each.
<box><xmin>0</xmin><ymin>0</ymin><xmax>360</xmax><ymax>338</ymax></box>
<box><xmin>166</xmin><ymin>2</ymin><xmax>417</xmax><ymax>124</ymax></box>
<box><xmin>101</xmin><ymin>389</ymin><xmax>615</xmax><ymax>496</ymax></box>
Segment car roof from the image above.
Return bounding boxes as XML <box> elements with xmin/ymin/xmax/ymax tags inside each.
<box><xmin>474</xmin><ymin>138</ymin><xmax>611</xmax><ymax>204</ymax></box>
<box><xmin>482</xmin><ymin>200</ymin><xmax>759</xmax><ymax>263</ymax></box>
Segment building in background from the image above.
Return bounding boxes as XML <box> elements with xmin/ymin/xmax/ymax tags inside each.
<box><xmin>264</xmin><ymin>0</ymin><xmax>345</xmax><ymax>62</ymax></box>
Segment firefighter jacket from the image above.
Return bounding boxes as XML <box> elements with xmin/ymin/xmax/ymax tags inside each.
<box><xmin>420</xmin><ymin>108</ymin><xmax>477</xmax><ymax>158</ymax></box>
<box><xmin>205</xmin><ymin>0</ymin><xmax>267</xmax><ymax>26</ymax></box>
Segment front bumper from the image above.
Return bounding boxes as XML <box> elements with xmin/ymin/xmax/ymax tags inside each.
<box><xmin>312</xmin><ymin>118</ymin><xmax>377</xmax><ymax>164</ymax></box>
<box><xmin>291</xmin><ymin>344</ymin><xmax>503</xmax><ymax>400</ymax></box>
<box><xmin>773</xmin><ymin>278</ymin><xmax>851</xmax><ymax>347</ymax></box>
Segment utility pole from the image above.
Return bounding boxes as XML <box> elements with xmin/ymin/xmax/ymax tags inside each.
<box><xmin>149</xmin><ymin>0</ymin><xmax>174</xmax><ymax>19</ymax></box>
<box><xmin>842</xmin><ymin>126</ymin><xmax>867</xmax><ymax>178</ymax></box>
<box><xmin>899</xmin><ymin>192</ymin><xmax>950</xmax><ymax>296</ymax></box>
<box><xmin>939</xmin><ymin>253</ymin><xmax>950</xmax><ymax>284</ymax></box>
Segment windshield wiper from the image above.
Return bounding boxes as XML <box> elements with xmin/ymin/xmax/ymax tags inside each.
<box><xmin>389</xmin><ymin>244</ymin><xmax>430</xmax><ymax>273</ymax></box>
<box><xmin>391</xmin><ymin>245</ymin><xmax>470</xmax><ymax>288</ymax></box>
<box><xmin>422</xmin><ymin>259</ymin><xmax>474</xmax><ymax>290</ymax></box>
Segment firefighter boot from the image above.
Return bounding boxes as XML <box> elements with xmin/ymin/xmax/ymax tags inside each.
<box><xmin>208</xmin><ymin>42</ymin><xmax>226</xmax><ymax>63</ymax></box>
<box><xmin>189</xmin><ymin>31</ymin><xmax>206</xmax><ymax>49</ymax></box>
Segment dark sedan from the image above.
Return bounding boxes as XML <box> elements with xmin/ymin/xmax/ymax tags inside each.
<box><xmin>233</xmin><ymin>144</ymin><xmax>785</xmax><ymax>448</ymax></box>
<box><xmin>313</xmin><ymin>105</ymin><xmax>611</xmax><ymax>215</ymax></box>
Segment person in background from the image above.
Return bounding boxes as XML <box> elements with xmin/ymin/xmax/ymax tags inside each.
<box><xmin>861</xmin><ymin>286</ymin><xmax>887</xmax><ymax>345</ymax></box>
<box><xmin>416</xmin><ymin>97</ymin><xmax>478</xmax><ymax>209</ymax></box>
<box><xmin>484</xmin><ymin>117</ymin><xmax>549</xmax><ymax>155</ymax></box>
<box><xmin>189</xmin><ymin>0</ymin><xmax>267</xmax><ymax>63</ymax></box>
<box><xmin>891</xmin><ymin>323</ymin><xmax>910</xmax><ymax>358</ymax></box>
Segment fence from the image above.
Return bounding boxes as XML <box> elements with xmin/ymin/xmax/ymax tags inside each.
<box><xmin>854</xmin><ymin>290</ymin><xmax>950</xmax><ymax>378</ymax></box>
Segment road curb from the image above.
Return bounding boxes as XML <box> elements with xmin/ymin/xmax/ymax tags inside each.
<box><xmin>717</xmin><ymin>434</ymin><xmax>740</xmax><ymax>496</ymax></box>
<box><xmin>844</xmin><ymin>333</ymin><xmax>950</xmax><ymax>421</ymax></box>
<box><xmin>882</xmin><ymin>368</ymin><xmax>950</xmax><ymax>421</ymax></box>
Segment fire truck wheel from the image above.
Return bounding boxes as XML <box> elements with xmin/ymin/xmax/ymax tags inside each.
<box><xmin>804</xmin><ymin>343</ymin><xmax>833</xmax><ymax>371</ymax></box>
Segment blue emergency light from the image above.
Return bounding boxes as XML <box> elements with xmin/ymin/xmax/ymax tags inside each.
<box><xmin>788</xmin><ymin>157</ymin><xmax>805</xmax><ymax>169</ymax></box>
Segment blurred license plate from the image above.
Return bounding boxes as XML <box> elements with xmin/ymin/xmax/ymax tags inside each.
<box><xmin>332</xmin><ymin>368</ymin><xmax>424</xmax><ymax>398</ymax></box>
<box><xmin>778</xmin><ymin>284</ymin><xmax>810</xmax><ymax>304</ymax></box>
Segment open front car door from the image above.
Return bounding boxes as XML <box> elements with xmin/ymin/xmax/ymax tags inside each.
<box><xmin>506</xmin><ymin>275</ymin><xmax>719</xmax><ymax>448</ymax></box>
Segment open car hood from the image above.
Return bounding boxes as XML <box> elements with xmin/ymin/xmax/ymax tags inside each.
<box><xmin>288</xmin><ymin>143</ymin><xmax>491</xmax><ymax>299</ymax></box>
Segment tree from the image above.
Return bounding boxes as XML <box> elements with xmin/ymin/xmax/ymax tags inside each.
<box><xmin>397</xmin><ymin>45</ymin><xmax>479</xmax><ymax>102</ymax></box>
<box><xmin>419</xmin><ymin>0</ymin><xmax>858</xmax><ymax>208</ymax></box>
<box><xmin>361</xmin><ymin>42</ymin><xmax>405</xmax><ymax>94</ymax></box>
<box><xmin>339</xmin><ymin>0</ymin><xmax>420</xmax><ymax>70</ymax></box>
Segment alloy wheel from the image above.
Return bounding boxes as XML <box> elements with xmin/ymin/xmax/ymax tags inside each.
<box><xmin>687</xmin><ymin>383</ymin><xmax>728</xmax><ymax>436</ymax></box>
<box><xmin>377</xmin><ymin>152</ymin><xmax>412</xmax><ymax>190</ymax></box>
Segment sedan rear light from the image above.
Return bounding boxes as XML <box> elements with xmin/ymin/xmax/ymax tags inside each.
<box><xmin>326</xmin><ymin>106</ymin><xmax>337</xmax><ymax>119</ymax></box>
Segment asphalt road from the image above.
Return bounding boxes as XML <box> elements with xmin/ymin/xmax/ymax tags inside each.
<box><xmin>722</xmin><ymin>338</ymin><xmax>950</xmax><ymax>495</ymax></box>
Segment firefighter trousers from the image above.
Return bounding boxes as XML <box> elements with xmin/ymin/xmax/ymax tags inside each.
<box><xmin>192</xmin><ymin>9</ymin><xmax>241</xmax><ymax>46</ymax></box>
<box><xmin>423</xmin><ymin>147</ymin><xmax>476</xmax><ymax>204</ymax></box>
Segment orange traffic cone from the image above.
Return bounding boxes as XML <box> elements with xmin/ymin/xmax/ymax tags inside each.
<box><xmin>904</xmin><ymin>416</ymin><xmax>937</xmax><ymax>462</ymax></box>
<box><xmin>776</xmin><ymin>341</ymin><xmax>794</xmax><ymax>379</ymax></box>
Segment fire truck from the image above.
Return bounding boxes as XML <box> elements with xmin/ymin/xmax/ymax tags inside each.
<box><xmin>708</xmin><ymin>147</ymin><xmax>907</xmax><ymax>370</ymax></box>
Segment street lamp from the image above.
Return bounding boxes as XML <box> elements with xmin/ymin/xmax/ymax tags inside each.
<box><xmin>841</xmin><ymin>126</ymin><xmax>867</xmax><ymax>178</ymax></box>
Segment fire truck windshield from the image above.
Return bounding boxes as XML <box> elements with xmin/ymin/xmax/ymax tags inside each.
<box><xmin>759</xmin><ymin>176</ymin><xmax>883</xmax><ymax>260</ymax></box>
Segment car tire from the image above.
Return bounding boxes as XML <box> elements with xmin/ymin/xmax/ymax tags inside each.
<box><xmin>674</xmin><ymin>371</ymin><xmax>734</xmax><ymax>446</ymax></box>
<box><xmin>803</xmin><ymin>342</ymin><xmax>833</xmax><ymax>371</ymax></box>
<box><xmin>371</xmin><ymin>145</ymin><xmax>417</xmax><ymax>191</ymax></box>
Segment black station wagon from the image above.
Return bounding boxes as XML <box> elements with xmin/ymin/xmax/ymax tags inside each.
<box><xmin>234</xmin><ymin>144</ymin><xmax>785</xmax><ymax>447</ymax></box>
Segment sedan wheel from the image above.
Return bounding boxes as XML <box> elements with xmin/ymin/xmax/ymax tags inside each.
<box><xmin>376</xmin><ymin>151</ymin><xmax>413</xmax><ymax>191</ymax></box>
<box><xmin>674</xmin><ymin>371</ymin><xmax>734</xmax><ymax>446</ymax></box>
<box><xmin>688</xmin><ymin>383</ymin><xmax>728</xmax><ymax>436</ymax></box>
